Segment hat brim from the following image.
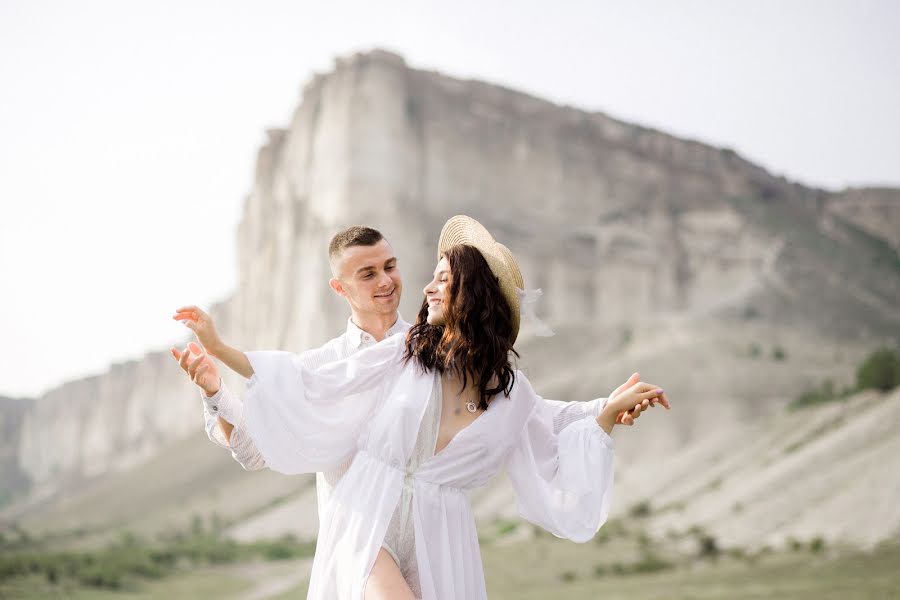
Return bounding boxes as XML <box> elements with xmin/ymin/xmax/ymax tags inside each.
<box><xmin>437</xmin><ymin>215</ymin><xmax>523</xmax><ymax>344</ymax></box>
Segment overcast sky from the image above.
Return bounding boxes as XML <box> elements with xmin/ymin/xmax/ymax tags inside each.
<box><xmin>1</xmin><ymin>0</ymin><xmax>897</xmax><ymax>398</ymax></box>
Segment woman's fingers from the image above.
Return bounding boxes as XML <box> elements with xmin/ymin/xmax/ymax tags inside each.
<box><xmin>611</xmin><ymin>372</ymin><xmax>640</xmax><ymax>399</ymax></box>
<box><xmin>658</xmin><ymin>392</ymin><xmax>671</xmax><ymax>409</ymax></box>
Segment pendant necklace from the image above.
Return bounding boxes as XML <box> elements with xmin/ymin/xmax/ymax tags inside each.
<box><xmin>447</xmin><ymin>372</ymin><xmax>478</xmax><ymax>414</ymax></box>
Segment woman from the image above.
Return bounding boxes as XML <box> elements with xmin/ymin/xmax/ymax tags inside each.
<box><xmin>219</xmin><ymin>216</ymin><xmax>669</xmax><ymax>599</ymax></box>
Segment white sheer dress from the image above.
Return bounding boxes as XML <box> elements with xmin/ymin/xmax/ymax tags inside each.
<box><xmin>242</xmin><ymin>333</ymin><xmax>615</xmax><ymax>600</ymax></box>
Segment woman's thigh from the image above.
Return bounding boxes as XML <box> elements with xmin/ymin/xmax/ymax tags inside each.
<box><xmin>364</xmin><ymin>547</ymin><xmax>416</xmax><ymax>600</ymax></box>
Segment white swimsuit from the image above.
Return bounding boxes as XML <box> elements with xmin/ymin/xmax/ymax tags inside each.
<box><xmin>381</xmin><ymin>371</ymin><xmax>442</xmax><ymax>598</ymax></box>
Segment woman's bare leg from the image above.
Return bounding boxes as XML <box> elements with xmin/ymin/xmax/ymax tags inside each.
<box><xmin>364</xmin><ymin>547</ymin><xmax>416</xmax><ymax>600</ymax></box>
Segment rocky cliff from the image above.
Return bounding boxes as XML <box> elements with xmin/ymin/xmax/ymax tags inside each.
<box><xmin>3</xmin><ymin>51</ymin><xmax>899</xmax><ymax>544</ymax></box>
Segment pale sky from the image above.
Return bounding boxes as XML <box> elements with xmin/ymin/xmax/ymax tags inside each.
<box><xmin>1</xmin><ymin>0</ymin><xmax>897</xmax><ymax>398</ymax></box>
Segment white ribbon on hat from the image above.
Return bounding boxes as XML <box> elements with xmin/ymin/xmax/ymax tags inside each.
<box><xmin>515</xmin><ymin>288</ymin><xmax>555</xmax><ymax>337</ymax></box>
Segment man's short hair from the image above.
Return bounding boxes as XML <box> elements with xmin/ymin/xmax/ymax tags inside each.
<box><xmin>328</xmin><ymin>226</ymin><xmax>385</xmax><ymax>260</ymax></box>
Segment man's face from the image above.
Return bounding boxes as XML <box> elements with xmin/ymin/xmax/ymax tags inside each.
<box><xmin>330</xmin><ymin>239</ymin><xmax>402</xmax><ymax>316</ymax></box>
<box><xmin>423</xmin><ymin>256</ymin><xmax>450</xmax><ymax>326</ymax></box>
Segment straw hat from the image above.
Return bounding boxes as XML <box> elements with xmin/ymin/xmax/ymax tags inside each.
<box><xmin>437</xmin><ymin>215</ymin><xmax>525</xmax><ymax>343</ymax></box>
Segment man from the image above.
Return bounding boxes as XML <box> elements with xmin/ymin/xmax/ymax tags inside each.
<box><xmin>173</xmin><ymin>226</ymin><xmax>408</xmax><ymax>517</ymax></box>
<box><xmin>171</xmin><ymin>225</ymin><xmax>648</xmax><ymax>524</ymax></box>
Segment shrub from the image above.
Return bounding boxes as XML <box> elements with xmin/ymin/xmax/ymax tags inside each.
<box><xmin>698</xmin><ymin>535</ymin><xmax>719</xmax><ymax>559</ymax></box>
<box><xmin>559</xmin><ymin>570</ymin><xmax>577</xmax><ymax>582</ymax></box>
<box><xmin>856</xmin><ymin>348</ymin><xmax>900</xmax><ymax>392</ymax></box>
<box><xmin>789</xmin><ymin>379</ymin><xmax>841</xmax><ymax>411</ymax></box>
<box><xmin>629</xmin><ymin>500</ymin><xmax>652</xmax><ymax>518</ymax></box>
<box><xmin>772</xmin><ymin>346</ymin><xmax>787</xmax><ymax>361</ymax></box>
<box><xmin>632</xmin><ymin>553</ymin><xmax>674</xmax><ymax>574</ymax></box>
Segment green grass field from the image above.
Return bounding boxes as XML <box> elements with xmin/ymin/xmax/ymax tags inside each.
<box><xmin>3</xmin><ymin>532</ymin><xmax>898</xmax><ymax>599</ymax></box>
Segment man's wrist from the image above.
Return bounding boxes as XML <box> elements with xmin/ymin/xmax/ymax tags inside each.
<box><xmin>203</xmin><ymin>377</ymin><xmax>222</xmax><ymax>399</ymax></box>
<box><xmin>206</xmin><ymin>339</ymin><xmax>225</xmax><ymax>357</ymax></box>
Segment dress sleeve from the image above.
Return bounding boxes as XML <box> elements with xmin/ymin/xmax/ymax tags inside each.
<box><xmin>241</xmin><ymin>334</ymin><xmax>405</xmax><ymax>475</ymax></box>
<box><xmin>541</xmin><ymin>397</ymin><xmax>608</xmax><ymax>435</ymax></box>
<box><xmin>506</xmin><ymin>376</ymin><xmax>615</xmax><ymax>543</ymax></box>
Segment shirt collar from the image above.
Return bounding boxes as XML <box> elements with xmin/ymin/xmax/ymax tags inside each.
<box><xmin>345</xmin><ymin>313</ymin><xmax>411</xmax><ymax>348</ymax></box>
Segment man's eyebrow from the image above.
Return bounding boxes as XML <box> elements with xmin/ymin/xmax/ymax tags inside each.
<box><xmin>355</xmin><ymin>265</ymin><xmax>377</xmax><ymax>275</ymax></box>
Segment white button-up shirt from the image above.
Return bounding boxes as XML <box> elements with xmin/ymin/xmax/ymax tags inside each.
<box><xmin>202</xmin><ymin>314</ymin><xmax>412</xmax><ymax>517</ymax></box>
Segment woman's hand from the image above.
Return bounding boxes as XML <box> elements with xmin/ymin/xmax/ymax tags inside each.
<box><xmin>172</xmin><ymin>305</ymin><xmax>223</xmax><ymax>356</ymax></box>
<box><xmin>597</xmin><ymin>381</ymin><xmax>670</xmax><ymax>434</ymax></box>
<box><xmin>171</xmin><ymin>342</ymin><xmax>221</xmax><ymax>397</ymax></box>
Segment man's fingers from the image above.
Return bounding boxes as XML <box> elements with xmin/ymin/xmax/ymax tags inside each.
<box><xmin>188</xmin><ymin>353</ymin><xmax>206</xmax><ymax>376</ymax></box>
<box><xmin>178</xmin><ymin>346</ymin><xmax>191</xmax><ymax>370</ymax></box>
<box><xmin>192</xmin><ymin>363</ymin><xmax>208</xmax><ymax>384</ymax></box>
<box><xmin>188</xmin><ymin>342</ymin><xmax>203</xmax><ymax>354</ymax></box>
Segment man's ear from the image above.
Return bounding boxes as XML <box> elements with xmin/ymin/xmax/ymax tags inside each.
<box><xmin>329</xmin><ymin>277</ymin><xmax>347</xmax><ymax>298</ymax></box>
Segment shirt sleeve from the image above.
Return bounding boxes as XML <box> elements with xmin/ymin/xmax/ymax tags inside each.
<box><xmin>242</xmin><ymin>334</ymin><xmax>405</xmax><ymax>475</ymax></box>
<box><xmin>201</xmin><ymin>381</ymin><xmax>267</xmax><ymax>471</ymax></box>
<box><xmin>506</xmin><ymin>375</ymin><xmax>615</xmax><ymax>543</ymax></box>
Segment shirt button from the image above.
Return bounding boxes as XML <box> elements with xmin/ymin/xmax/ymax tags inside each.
<box><xmin>211</xmin><ymin>405</ymin><xmax>218</xmax><ymax>412</ymax></box>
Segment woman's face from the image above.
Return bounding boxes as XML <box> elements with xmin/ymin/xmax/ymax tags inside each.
<box><xmin>423</xmin><ymin>256</ymin><xmax>450</xmax><ymax>326</ymax></box>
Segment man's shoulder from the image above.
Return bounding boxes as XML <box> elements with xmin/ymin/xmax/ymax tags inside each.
<box><xmin>296</xmin><ymin>333</ymin><xmax>351</xmax><ymax>366</ymax></box>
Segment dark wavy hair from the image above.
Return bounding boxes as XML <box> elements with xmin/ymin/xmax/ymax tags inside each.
<box><xmin>404</xmin><ymin>244</ymin><xmax>518</xmax><ymax>409</ymax></box>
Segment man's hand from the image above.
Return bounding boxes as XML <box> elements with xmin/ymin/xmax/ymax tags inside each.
<box><xmin>171</xmin><ymin>341</ymin><xmax>221</xmax><ymax>397</ymax></box>
<box><xmin>173</xmin><ymin>305</ymin><xmax>223</xmax><ymax>356</ymax></box>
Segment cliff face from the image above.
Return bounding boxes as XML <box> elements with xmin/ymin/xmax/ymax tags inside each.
<box><xmin>4</xmin><ymin>49</ymin><xmax>899</xmax><ymax>519</ymax></box>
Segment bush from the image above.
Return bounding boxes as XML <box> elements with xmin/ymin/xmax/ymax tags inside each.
<box><xmin>789</xmin><ymin>379</ymin><xmax>841</xmax><ymax>411</ymax></box>
<box><xmin>809</xmin><ymin>536</ymin><xmax>826</xmax><ymax>553</ymax></box>
<box><xmin>698</xmin><ymin>535</ymin><xmax>720</xmax><ymax>559</ymax></box>
<box><xmin>559</xmin><ymin>570</ymin><xmax>577</xmax><ymax>582</ymax></box>
<box><xmin>629</xmin><ymin>501</ymin><xmax>652</xmax><ymax>518</ymax></box>
<box><xmin>772</xmin><ymin>346</ymin><xmax>787</xmax><ymax>361</ymax></box>
<box><xmin>856</xmin><ymin>348</ymin><xmax>900</xmax><ymax>392</ymax></box>
<box><xmin>631</xmin><ymin>553</ymin><xmax>674</xmax><ymax>574</ymax></box>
